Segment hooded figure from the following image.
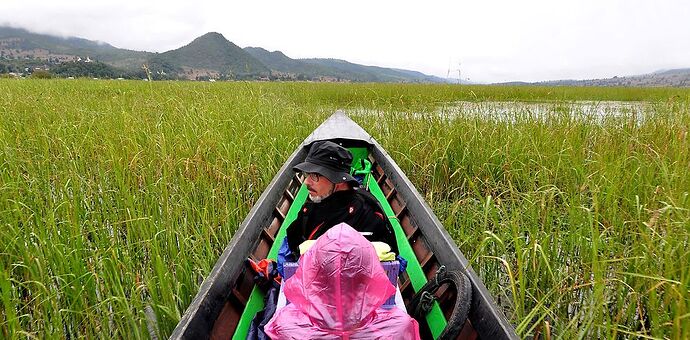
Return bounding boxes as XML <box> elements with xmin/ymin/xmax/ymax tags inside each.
<box><xmin>265</xmin><ymin>223</ymin><xmax>420</xmax><ymax>340</ymax></box>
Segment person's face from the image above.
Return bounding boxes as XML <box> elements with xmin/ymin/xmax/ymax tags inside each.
<box><xmin>304</xmin><ymin>172</ymin><xmax>334</xmax><ymax>203</ymax></box>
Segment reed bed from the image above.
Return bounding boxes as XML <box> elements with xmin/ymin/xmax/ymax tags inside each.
<box><xmin>1</xmin><ymin>79</ymin><xmax>688</xmax><ymax>339</ymax></box>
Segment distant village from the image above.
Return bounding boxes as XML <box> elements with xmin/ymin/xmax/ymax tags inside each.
<box><xmin>0</xmin><ymin>44</ymin><xmax>351</xmax><ymax>82</ymax></box>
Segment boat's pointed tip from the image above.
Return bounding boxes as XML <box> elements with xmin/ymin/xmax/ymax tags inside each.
<box><xmin>328</xmin><ymin>109</ymin><xmax>349</xmax><ymax>120</ymax></box>
<box><xmin>302</xmin><ymin>110</ymin><xmax>373</xmax><ymax>146</ymax></box>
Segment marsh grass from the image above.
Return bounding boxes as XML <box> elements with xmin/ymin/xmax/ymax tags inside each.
<box><xmin>1</xmin><ymin>79</ymin><xmax>688</xmax><ymax>338</ymax></box>
<box><xmin>355</xmin><ymin>96</ymin><xmax>689</xmax><ymax>339</ymax></box>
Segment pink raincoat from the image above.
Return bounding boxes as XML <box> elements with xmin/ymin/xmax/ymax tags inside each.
<box><xmin>265</xmin><ymin>223</ymin><xmax>420</xmax><ymax>340</ymax></box>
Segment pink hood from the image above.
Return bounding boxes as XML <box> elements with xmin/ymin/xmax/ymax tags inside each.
<box><xmin>265</xmin><ymin>223</ymin><xmax>420</xmax><ymax>339</ymax></box>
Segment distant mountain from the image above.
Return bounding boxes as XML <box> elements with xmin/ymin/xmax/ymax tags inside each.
<box><xmin>244</xmin><ymin>47</ymin><xmax>445</xmax><ymax>83</ymax></box>
<box><xmin>157</xmin><ymin>32</ymin><xmax>268</xmax><ymax>78</ymax></box>
<box><xmin>0</xmin><ymin>26</ymin><xmax>150</xmax><ymax>71</ymax></box>
<box><xmin>243</xmin><ymin>47</ymin><xmax>315</xmax><ymax>75</ymax></box>
<box><xmin>0</xmin><ymin>25</ymin><xmax>443</xmax><ymax>82</ymax></box>
<box><xmin>495</xmin><ymin>68</ymin><xmax>690</xmax><ymax>87</ymax></box>
<box><xmin>300</xmin><ymin>58</ymin><xmax>445</xmax><ymax>83</ymax></box>
<box><xmin>652</xmin><ymin>68</ymin><xmax>690</xmax><ymax>76</ymax></box>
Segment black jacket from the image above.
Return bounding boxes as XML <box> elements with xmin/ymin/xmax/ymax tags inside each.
<box><xmin>286</xmin><ymin>188</ymin><xmax>398</xmax><ymax>256</ymax></box>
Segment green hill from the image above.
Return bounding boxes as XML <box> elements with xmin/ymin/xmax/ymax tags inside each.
<box><xmin>243</xmin><ymin>47</ymin><xmax>320</xmax><ymax>75</ymax></box>
<box><xmin>301</xmin><ymin>58</ymin><xmax>444</xmax><ymax>83</ymax></box>
<box><xmin>0</xmin><ymin>26</ymin><xmax>150</xmax><ymax>71</ymax></box>
<box><xmin>156</xmin><ymin>32</ymin><xmax>268</xmax><ymax>78</ymax></box>
<box><xmin>244</xmin><ymin>47</ymin><xmax>445</xmax><ymax>83</ymax></box>
<box><xmin>1</xmin><ymin>25</ymin><xmax>444</xmax><ymax>82</ymax></box>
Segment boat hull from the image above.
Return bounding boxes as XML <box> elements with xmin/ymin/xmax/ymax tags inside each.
<box><xmin>171</xmin><ymin>111</ymin><xmax>517</xmax><ymax>339</ymax></box>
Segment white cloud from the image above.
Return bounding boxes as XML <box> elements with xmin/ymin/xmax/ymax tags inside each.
<box><xmin>1</xmin><ymin>0</ymin><xmax>689</xmax><ymax>83</ymax></box>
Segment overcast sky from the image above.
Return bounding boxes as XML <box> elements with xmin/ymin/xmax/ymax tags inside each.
<box><xmin>1</xmin><ymin>0</ymin><xmax>689</xmax><ymax>83</ymax></box>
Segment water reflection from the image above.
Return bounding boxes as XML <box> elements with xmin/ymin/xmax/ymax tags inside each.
<box><xmin>438</xmin><ymin>101</ymin><xmax>651</xmax><ymax>123</ymax></box>
<box><xmin>353</xmin><ymin>101</ymin><xmax>653</xmax><ymax>124</ymax></box>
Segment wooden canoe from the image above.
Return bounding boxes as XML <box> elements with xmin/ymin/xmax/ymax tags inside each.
<box><xmin>171</xmin><ymin>111</ymin><xmax>518</xmax><ymax>339</ymax></box>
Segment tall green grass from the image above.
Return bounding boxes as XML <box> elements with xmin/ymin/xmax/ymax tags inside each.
<box><xmin>1</xmin><ymin>79</ymin><xmax>688</xmax><ymax>339</ymax></box>
<box><xmin>355</xmin><ymin>97</ymin><xmax>690</xmax><ymax>339</ymax></box>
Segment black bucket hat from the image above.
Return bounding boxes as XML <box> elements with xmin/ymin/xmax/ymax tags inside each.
<box><xmin>293</xmin><ymin>141</ymin><xmax>358</xmax><ymax>184</ymax></box>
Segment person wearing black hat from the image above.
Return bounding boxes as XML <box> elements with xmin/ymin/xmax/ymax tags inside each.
<box><xmin>282</xmin><ymin>140</ymin><xmax>399</xmax><ymax>261</ymax></box>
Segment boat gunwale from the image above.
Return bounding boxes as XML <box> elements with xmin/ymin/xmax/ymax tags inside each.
<box><xmin>369</xmin><ymin>140</ymin><xmax>518</xmax><ymax>339</ymax></box>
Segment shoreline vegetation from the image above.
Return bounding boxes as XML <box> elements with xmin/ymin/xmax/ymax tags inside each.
<box><xmin>1</xmin><ymin>80</ymin><xmax>688</xmax><ymax>339</ymax></box>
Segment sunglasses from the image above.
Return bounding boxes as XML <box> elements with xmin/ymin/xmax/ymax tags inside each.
<box><xmin>303</xmin><ymin>172</ymin><xmax>321</xmax><ymax>182</ymax></box>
